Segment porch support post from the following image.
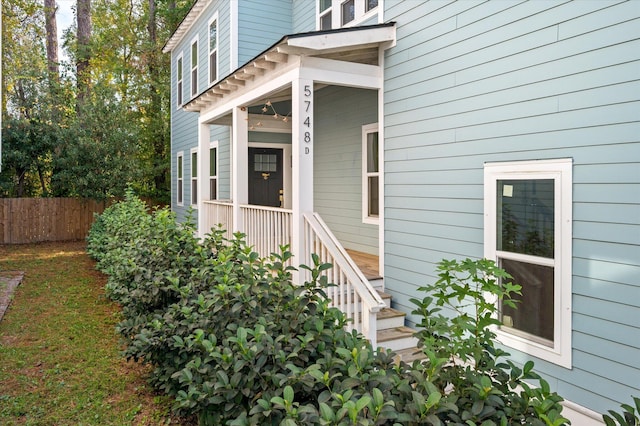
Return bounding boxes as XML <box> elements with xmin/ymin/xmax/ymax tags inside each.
<box><xmin>197</xmin><ymin>121</ymin><xmax>211</xmax><ymax>239</ymax></box>
<box><xmin>232</xmin><ymin>106</ymin><xmax>249</xmax><ymax>234</ymax></box>
<box><xmin>292</xmin><ymin>77</ymin><xmax>314</xmax><ymax>283</ymax></box>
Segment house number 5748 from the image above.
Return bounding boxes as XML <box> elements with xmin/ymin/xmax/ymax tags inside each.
<box><xmin>303</xmin><ymin>84</ymin><xmax>312</xmax><ymax>154</ymax></box>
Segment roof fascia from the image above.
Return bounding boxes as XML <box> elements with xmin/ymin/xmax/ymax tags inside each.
<box><xmin>285</xmin><ymin>24</ymin><xmax>396</xmax><ymax>51</ymax></box>
<box><xmin>163</xmin><ymin>0</ymin><xmax>212</xmax><ymax>54</ymax></box>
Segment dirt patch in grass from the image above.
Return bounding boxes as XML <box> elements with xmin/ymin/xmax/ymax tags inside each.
<box><xmin>0</xmin><ymin>241</ymin><xmax>194</xmax><ymax>425</ymax></box>
<box><xmin>0</xmin><ymin>270</ymin><xmax>24</xmax><ymax>323</ymax></box>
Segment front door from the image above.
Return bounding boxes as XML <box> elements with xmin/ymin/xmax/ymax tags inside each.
<box><xmin>248</xmin><ymin>147</ymin><xmax>284</xmax><ymax>207</ymax></box>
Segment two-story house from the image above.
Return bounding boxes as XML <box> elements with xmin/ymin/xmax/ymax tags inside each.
<box><xmin>164</xmin><ymin>1</ymin><xmax>640</xmax><ymax>424</ymax></box>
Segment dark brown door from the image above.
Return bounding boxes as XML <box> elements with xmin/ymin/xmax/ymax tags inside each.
<box><xmin>248</xmin><ymin>148</ymin><xmax>283</xmax><ymax>207</ymax></box>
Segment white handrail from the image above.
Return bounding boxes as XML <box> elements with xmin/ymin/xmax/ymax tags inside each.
<box><xmin>303</xmin><ymin>212</ymin><xmax>386</xmax><ymax>348</ymax></box>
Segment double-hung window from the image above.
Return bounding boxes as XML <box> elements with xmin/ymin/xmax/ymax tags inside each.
<box><xmin>209</xmin><ymin>141</ymin><xmax>218</xmax><ymax>200</ymax></box>
<box><xmin>208</xmin><ymin>15</ymin><xmax>218</xmax><ymax>85</ymax></box>
<box><xmin>318</xmin><ymin>0</ymin><xmax>379</xmax><ymax>29</ymax></box>
<box><xmin>176</xmin><ymin>54</ymin><xmax>183</xmax><ymax>107</ymax></box>
<box><xmin>366</xmin><ymin>0</ymin><xmax>378</xmax><ymax>13</ymax></box>
<box><xmin>341</xmin><ymin>0</ymin><xmax>355</xmax><ymax>25</ymax></box>
<box><xmin>191</xmin><ymin>148</ymin><xmax>198</xmax><ymax>206</ymax></box>
<box><xmin>177</xmin><ymin>152</ymin><xmax>184</xmax><ymax>206</ymax></box>
<box><xmin>484</xmin><ymin>158</ymin><xmax>572</xmax><ymax>368</ymax></box>
<box><xmin>319</xmin><ymin>0</ymin><xmax>332</xmax><ymax>30</ymax></box>
<box><xmin>362</xmin><ymin>123</ymin><xmax>379</xmax><ymax>224</ymax></box>
<box><xmin>191</xmin><ymin>37</ymin><xmax>198</xmax><ymax>97</ymax></box>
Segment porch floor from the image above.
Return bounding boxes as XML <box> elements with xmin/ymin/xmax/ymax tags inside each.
<box><xmin>346</xmin><ymin>249</ymin><xmax>381</xmax><ymax>281</ymax></box>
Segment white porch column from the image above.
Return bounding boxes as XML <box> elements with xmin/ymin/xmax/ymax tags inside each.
<box><xmin>292</xmin><ymin>78</ymin><xmax>314</xmax><ymax>281</ymax></box>
<box><xmin>232</xmin><ymin>106</ymin><xmax>249</xmax><ymax>233</ymax></box>
<box><xmin>197</xmin><ymin>121</ymin><xmax>210</xmax><ymax>239</ymax></box>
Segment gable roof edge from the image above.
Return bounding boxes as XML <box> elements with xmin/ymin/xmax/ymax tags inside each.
<box><xmin>163</xmin><ymin>0</ymin><xmax>212</xmax><ymax>54</ymax></box>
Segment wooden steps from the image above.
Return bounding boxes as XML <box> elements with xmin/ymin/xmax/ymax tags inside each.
<box><xmin>344</xmin><ymin>250</ymin><xmax>425</xmax><ymax>363</ymax></box>
<box><xmin>373</xmin><ymin>290</ymin><xmax>425</xmax><ymax>363</ymax></box>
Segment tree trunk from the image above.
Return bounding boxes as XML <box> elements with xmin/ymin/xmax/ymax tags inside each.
<box><xmin>76</xmin><ymin>0</ymin><xmax>92</xmax><ymax>111</ymax></box>
<box><xmin>147</xmin><ymin>0</ymin><xmax>169</xmax><ymax>197</ymax></box>
<box><xmin>44</xmin><ymin>0</ymin><xmax>59</xmax><ymax>81</ymax></box>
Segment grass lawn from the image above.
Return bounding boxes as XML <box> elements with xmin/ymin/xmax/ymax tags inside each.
<box><xmin>0</xmin><ymin>241</ymin><xmax>190</xmax><ymax>425</ymax></box>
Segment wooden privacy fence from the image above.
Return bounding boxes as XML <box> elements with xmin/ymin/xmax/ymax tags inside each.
<box><xmin>0</xmin><ymin>198</ymin><xmax>108</xmax><ymax>244</ymax></box>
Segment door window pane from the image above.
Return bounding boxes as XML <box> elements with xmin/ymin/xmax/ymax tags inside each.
<box><xmin>254</xmin><ymin>154</ymin><xmax>277</xmax><ymax>172</ymax></box>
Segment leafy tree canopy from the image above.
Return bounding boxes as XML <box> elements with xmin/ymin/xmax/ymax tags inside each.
<box><xmin>1</xmin><ymin>0</ymin><xmax>195</xmax><ymax>202</ymax></box>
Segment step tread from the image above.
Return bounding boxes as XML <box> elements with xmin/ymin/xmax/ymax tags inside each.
<box><xmin>376</xmin><ymin>290</ymin><xmax>392</xmax><ymax>300</ymax></box>
<box><xmin>377</xmin><ymin>326</ymin><xmax>416</xmax><ymax>342</ymax></box>
<box><xmin>377</xmin><ymin>307</ymin><xmax>406</xmax><ymax>320</ymax></box>
<box><xmin>393</xmin><ymin>347</ymin><xmax>427</xmax><ymax>364</ymax></box>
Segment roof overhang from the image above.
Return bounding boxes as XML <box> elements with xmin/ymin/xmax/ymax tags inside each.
<box><xmin>183</xmin><ymin>23</ymin><xmax>396</xmax><ymax>115</ymax></box>
<box><xmin>163</xmin><ymin>0</ymin><xmax>212</xmax><ymax>54</ymax></box>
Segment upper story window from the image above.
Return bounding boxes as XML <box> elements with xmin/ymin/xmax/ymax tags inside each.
<box><xmin>176</xmin><ymin>54</ymin><xmax>183</xmax><ymax>107</ymax></box>
<box><xmin>319</xmin><ymin>0</ymin><xmax>332</xmax><ymax>30</ymax></box>
<box><xmin>366</xmin><ymin>0</ymin><xmax>378</xmax><ymax>13</ymax></box>
<box><xmin>484</xmin><ymin>158</ymin><xmax>572</xmax><ymax>369</ymax></box>
<box><xmin>208</xmin><ymin>15</ymin><xmax>218</xmax><ymax>85</ymax></box>
<box><xmin>342</xmin><ymin>0</ymin><xmax>355</xmax><ymax>25</ymax></box>
<box><xmin>191</xmin><ymin>37</ymin><xmax>198</xmax><ymax>97</ymax></box>
<box><xmin>318</xmin><ymin>0</ymin><xmax>379</xmax><ymax>30</ymax></box>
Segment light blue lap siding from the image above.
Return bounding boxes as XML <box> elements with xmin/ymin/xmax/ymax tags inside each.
<box><xmin>383</xmin><ymin>0</ymin><xmax>640</xmax><ymax>416</ymax></box>
<box><xmin>238</xmin><ymin>0</ymin><xmax>292</xmax><ymax>65</ymax></box>
<box><xmin>314</xmin><ymin>86</ymin><xmax>379</xmax><ymax>255</ymax></box>
<box><xmin>292</xmin><ymin>0</ymin><xmax>315</xmax><ymax>33</ymax></box>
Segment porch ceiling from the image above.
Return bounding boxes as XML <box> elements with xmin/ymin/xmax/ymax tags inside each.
<box><xmin>183</xmin><ymin>23</ymin><xmax>396</xmax><ymax>115</ymax></box>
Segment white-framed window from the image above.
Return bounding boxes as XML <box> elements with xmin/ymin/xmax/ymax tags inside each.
<box><xmin>209</xmin><ymin>141</ymin><xmax>218</xmax><ymax>200</ymax></box>
<box><xmin>177</xmin><ymin>151</ymin><xmax>184</xmax><ymax>206</ymax></box>
<box><xmin>190</xmin><ymin>148</ymin><xmax>198</xmax><ymax>206</ymax></box>
<box><xmin>190</xmin><ymin>37</ymin><xmax>198</xmax><ymax>97</ymax></box>
<box><xmin>319</xmin><ymin>0</ymin><xmax>332</xmax><ymax>30</ymax></box>
<box><xmin>341</xmin><ymin>0</ymin><xmax>355</xmax><ymax>25</ymax></box>
<box><xmin>208</xmin><ymin>14</ymin><xmax>219</xmax><ymax>85</ymax></box>
<box><xmin>176</xmin><ymin>54</ymin><xmax>183</xmax><ymax>107</ymax></box>
<box><xmin>484</xmin><ymin>158</ymin><xmax>572</xmax><ymax>368</ymax></box>
<box><xmin>362</xmin><ymin>123</ymin><xmax>379</xmax><ymax>224</ymax></box>
<box><xmin>317</xmin><ymin>0</ymin><xmax>379</xmax><ymax>30</ymax></box>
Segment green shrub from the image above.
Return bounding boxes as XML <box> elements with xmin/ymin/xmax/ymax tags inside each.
<box><xmin>86</xmin><ymin>188</ymin><xmax>150</xmax><ymax>267</ymax></box>
<box><xmin>90</xmin><ymin>198</ymin><xmax>570</xmax><ymax>425</ymax></box>
<box><xmin>410</xmin><ymin>258</ymin><xmax>568</xmax><ymax>425</ymax></box>
<box><xmin>604</xmin><ymin>397</ymin><xmax>639</xmax><ymax>426</ymax></box>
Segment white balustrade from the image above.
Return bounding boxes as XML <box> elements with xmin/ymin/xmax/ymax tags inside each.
<box><xmin>241</xmin><ymin>204</ymin><xmax>293</xmax><ymax>260</ymax></box>
<box><xmin>202</xmin><ymin>200</ymin><xmax>234</xmax><ymax>240</ymax></box>
<box><xmin>303</xmin><ymin>212</ymin><xmax>386</xmax><ymax>347</ymax></box>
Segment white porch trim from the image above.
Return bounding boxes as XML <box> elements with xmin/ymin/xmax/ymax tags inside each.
<box><xmin>291</xmin><ymin>77</ymin><xmax>314</xmax><ymax>280</ymax></box>
<box><xmin>231</xmin><ymin>107</ymin><xmax>249</xmax><ymax>235</ymax></box>
<box><xmin>248</xmin><ymin>142</ymin><xmax>293</xmax><ymax>210</ymax></box>
<box><xmin>192</xmin><ymin>23</ymin><xmax>396</xmax><ymax>275</ymax></box>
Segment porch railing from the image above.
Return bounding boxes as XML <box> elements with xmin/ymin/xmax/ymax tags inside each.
<box><xmin>302</xmin><ymin>212</ymin><xmax>387</xmax><ymax>348</ymax></box>
<box><xmin>241</xmin><ymin>204</ymin><xmax>293</xmax><ymax>260</ymax></box>
<box><xmin>202</xmin><ymin>200</ymin><xmax>234</xmax><ymax>240</ymax></box>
